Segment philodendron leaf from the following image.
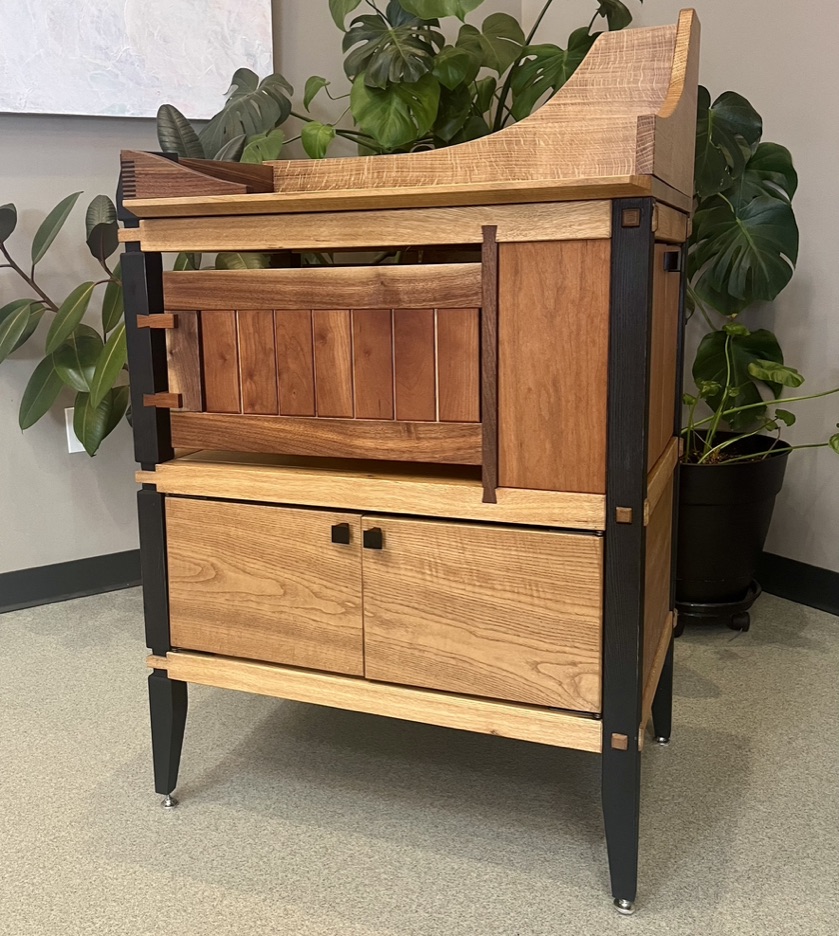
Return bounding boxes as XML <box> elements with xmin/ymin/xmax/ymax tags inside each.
<box><xmin>53</xmin><ymin>327</ymin><xmax>104</xmax><ymax>392</ymax></box>
<box><xmin>89</xmin><ymin>321</ymin><xmax>127</xmax><ymax>407</ymax></box>
<box><xmin>304</xmin><ymin>76</ymin><xmax>331</xmax><ymax>110</ymax></box>
<box><xmin>400</xmin><ymin>0</ymin><xmax>484</xmax><ymax>19</ymax></box>
<box><xmin>31</xmin><ymin>192</ymin><xmax>82</xmax><ymax>267</ymax></box>
<box><xmin>215</xmin><ymin>252</ymin><xmax>271</xmax><ymax>270</ymax></box>
<box><xmin>596</xmin><ymin>0</ymin><xmax>636</xmax><ymax>30</ymax></box>
<box><xmin>102</xmin><ymin>263</ymin><xmax>124</xmax><ymax>333</ymax></box>
<box><xmin>157</xmin><ymin>104</ymin><xmax>205</xmax><ymax>158</ymax></box>
<box><xmin>241</xmin><ymin>129</ymin><xmax>285</xmax><ymax>163</ymax></box>
<box><xmin>351</xmin><ymin>73</ymin><xmax>441</xmax><ymax>150</ymax></box>
<box><xmin>0</xmin><ymin>300</ymin><xmax>33</xmax><ymax>363</ymax></box>
<box><xmin>511</xmin><ymin>28</ymin><xmax>597</xmax><ymax>119</ymax></box>
<box><xmin>73</xmin><ymin>390</ymin><xmax>113</xmax><ymax>456</ymax></box>
<box><xmin>775</xmin><ymin>409</ymin><xmax>796</xmax><ymax>427</ymax></box>
<box><xmin>0</xmin><ymin>203</ymin><xmax>17</xmax><ymax>242</ymax></box>
<box><xmin>19</xmin><ymin>355</ymin><xmax>64</xmax><ymax>429</ymax></box>
<box><xmin>45</xmin><ymin>282</ymin><xmax>96</xmax><ymax>355</ymax></box>
<box><xmin>85</xmin><ymin>194</ymin><xmax>119</xmax><ymax>263</ymax></box>
<box><xmin>213</xmin><ymin>134</ymin><xmax>247</xmax><ymax>161</ymax></box>
<box><xmin>302</xmin><ymin>122</ymin><xmax>337</xmax><ymax>159</ymax></box>
<box><xmin>344</xmin><ymin>12</ymin><xmax>444</xmax><ymax>88</ymax></box>
<box><xmin>747</xmin><ymin>360</ymin><xmax>805</xmax><ymax>388</ymax></box>
<box><xmin>329</xmin><ymin>0</ymin><xmax>364</xmax><ymax>29</ymax></box>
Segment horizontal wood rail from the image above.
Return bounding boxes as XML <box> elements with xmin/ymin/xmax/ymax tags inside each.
<box><xmin>645</xmin><ymin>437</ymin><xmax>680</xmax><ymax>525</ymax></box>
<box><xmin>162</xmin><ymin>264</ymin><xmax>483</xmax><ymax>311</ymax></box>
<box><xmin>147</xmin><ymin>652</ymin><xmax>603</xmax><ymax>754</ymax></box>
<box><xmin>144</xmin><ymin>393</ymin><xmax>182</xmax><ymax>409</ymax></box>
<box><xmin>170</xmin><ymin>413</ymin><xmax>483</xmax><ymax>464</ymax></box>
<box><xmin>136</xmin><ymin>313</ymin><xmax>177</xmax><ymax>329</ymax></box>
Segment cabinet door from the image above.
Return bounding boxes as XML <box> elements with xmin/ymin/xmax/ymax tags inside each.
<box><xmin>167</xmin><ymin>499</ymin><xmax>363</xmax><ymax>675</ymax></box>
<box><xmin>362</xmin><ymin>518</ymin><xmax>603</xmax><ymax>712</ymax></box>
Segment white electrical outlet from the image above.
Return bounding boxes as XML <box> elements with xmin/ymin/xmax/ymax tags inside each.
<box><xmin>65</xmin><ymin>408</ymin><xmax>86</xmax><ymax>454</ymax></box>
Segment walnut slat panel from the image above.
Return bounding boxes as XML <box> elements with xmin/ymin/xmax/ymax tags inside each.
<box><xmin>313</xmin><ymin>310</ymin><xmax>354</xmax><ymax>418</ymax></box>
<box><xmin>276</xmin><ymin>310</ymin><xmax>316</xmax><ymax>417</ymax></box>
<box><xmin>498</xmin><ymin>240</ymin><xmax>610</xmax><ymax>494</ymax></box>
<box><xmin>167</xmin><ymin>499</ymin><xmax>363</xmax><ymax>676</ymax></box>
<box><xmin>170</xmin><ymin>413</ymin><xmax>483</xmax><ymax>464</ymax></box>
<box><xmin>394</xmin><ymin>309</ymin><xmax>436</xmax><ymax>422</ymax></box>
<box><xmin>643</xmin><ymin>474</ymin><xmax>674</xmax><ymax>693</ymax></box>
<box><xmin>352</xmin><ymin>310</ymin><xmax>394</xmax><ymax>420</ymax></box>
<box><xmin>166</xmin><ymin>311</ymin><xmax>202</xmax><ymax>411</ymax></box>
<box><xmin>648</xmin><ymin>244</ymin><xmax>682</xmax><ymax>468</ymax></box>
<box><xmin>437</xmin><ymin>308</ymin><xmax>480</xmax><ymax>423</ymax></box>
<box><xmin>200</xmin><ymin>310</ymin><xmax>241</xmax><ymax>414</ymax></box>
<box><xmin>163</xmin><ymin>264</ymin><xmax>482</xmax><ymax>311</ymax></box>
<box><xmin>363</xmin><ymin>517</ymin><xmax>603</xmax><ymax>712</ymax></box>
<box><xmin>237</xmin><ymin>310</ymin><xmax>279</xmax><ymax>415</ymax></box>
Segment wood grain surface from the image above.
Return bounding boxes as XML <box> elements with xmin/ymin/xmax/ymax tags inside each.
<box><xmin>352</xmin><ymin>310</ymin><xmax>394</xmax><ymax>420</ymax></box>
<box><xmin>276</xmin><ymin>310</ymin><xmax>316</xmax><ymax>416</ymax></box>
<box><xmin>648</xmin><ymin>243</ymin><xmax>682</xmax><ymax>468</ymax></box>
<box><xmin>167</xmin><ymin>498</ymin><xmax>364</xmax><ymax>675</ymax></box>
<box><xmin>166</xmin><ymin>311</ymin><xmax>202</xmax><ymax>412</ymax></box>
<box><xmin>643</xmin><ymin>474</ymin><xmax>674</xmax><ymax>694</ymax></box>
<box><xmin>394</xmin><ymin>309</ymin><xmax>436</xmax><ymax>421</ymax></box>
<box><xmin>498</xmin><ymin>240</ymin><xmax>610</xmax><ymax>493</ymax></box>
<box><xmin>363</xmin><ymin>517</ymin><xmax>603</xmax><ymax>712</ymax></box>
<box><xmin>313</xmin><ymin>310</ymin><xmax>354</xmax><ymax>418</ymax></box>
<box><xmin>237</xmin><ymin>310</ymin><xmax>279</xmax><ymax>415</ymax></box>
<box><xmin>437</xmin><ymin>308</ymin><xmax>480</xmax><ymax>423</ymax></box>
<box><xmin>200</xmin><ymin>310</ymin><xmax>240</xmax><ymax>413</ymax></box>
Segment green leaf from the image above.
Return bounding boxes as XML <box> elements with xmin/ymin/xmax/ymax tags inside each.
<box><xmin>697</xmin><ymin>379</ymin><xmax>722</xmax><ymax>398</ymax></box>
<box><xmin>434</xmin><ymin>84</ymin><xmax>473</xmax><ymax>141</ymax></box>
<box><xmin>351</xmin><ymin>73</ymin><xmax>441</xmax><ymax>150</ymax></box>
<box><xmin>102</xmin><ymin>263</ymin><xmax>124</xmax><ymax>333</ymax></box>
<box><xmin>723</xmin><ymin>322</ymin><xmax>751</xmax><ymax>337</ymax></box>
<box><xmin>53</xmin><ymin>327</ymin><xmax>104</xmax><ymax>392</ymax></box>
<box><xmin>156</xmin><ymin>104</ymin><xmax>205</xmax><ymax>158</ymax></box>
<box><xmin>433</xmin><ymin>46</ymin><xmax>480</xmax><ymax>90</ymax></box>
<box><xmin>73</xmin><ymin>390</ymin><xmax>113</xmax><ymax>456</ymax></box>
<box><xmin>304</xmin><ymin>76</ymin><xmax>331</xmax><ymax>110</ymax></box>
<box><xmin>693</xmin><ymin>328</ymin><xmax>785</xmax><ymax>429</ymax></box>
<box><xmin>449</xmin><ymin>114</ymin><xmax>491</xmax><ymax>144</ymax></box>
<box><xmin>241</xmin><ymin>129</ymin><xmax>286</xmax><ymax>164</ymax></box>
<box><xmin>89</xmin><ymin>321</ymin><xmax>127</xmax><ymax>407</ymax></box>
<box><xmin>728</xmin><ymin>142</ymin><xmax>798</xmax><ymax>211</ymax></box>
<box><xmin>213</xmin><ymin>134</ymin><xmax>248</xmax><ymax>161</ymax></box>
<box><xmin>11</xmin><ymin>302</ymin><xmax>45</xmax><ymax>353</ymax></box>
<box><xmin>173</xmin><ymin>253</ymin><xmax>202</xmax><ymax>272</ymax></box>
<box><xmin>302</xmin><ymin>122</ymin><xmax>337</xmax><ymax>159</ymax></box>
<box><xmin>692</xmin><ymin>195</ymin><xmax>799</xmax><ymax>308</ymax></box>
<box><xmin>694</xmin><ymin>88</ymin><xmax>762</xmax><ymax>198</ymax></box>
<box><xmin>480</xmin><ymin>13</ymin><xmax>525</xmax><ymax>73</ymax></box>
<box><xmin>199</xmin><ymin>72</ymin><xmax>293</xmax><ymax>158</ymax></box>
<box><xmin>45</xmin><ymin>282</ymin><xmax>96</xmax><ymax>355</ymax></box>
<box><xmin>400</xmin><ymin>0</ymin><xmax>484</xmax><ymax>19</ymax></box>
<box><xmin>103</xmin><ymin>385</ymin><xmax>130</xmax><ymax>438</ymax></box>
<box><xmin>0</xmin><ymin>203</ymin><xmax>17</xmax><ymax>242</ymax></box>
<box><xmin>683</xmin><ymin>393</ymin><xmax>698</xmax><ymax>406</ymax></box>
<box><xmin>511</xmin><ymin>29</ymin><xmax>597</xmax><ymax>119</ymax></box>
<box><xmin>596</xmin><ymin>0</ymin><xmax>634</xmax><ymax>30</ymax></box>
<box><xmin>215</xmin><ymin>252</ymin><xmax>271</xmax><ymax>271</ymax></box>
<box><xmin>747</xmin><ymin>360</ymin><xmax>804</xmax><ymax>388</ymax></box>
<box><xmin>474</xmin><ymin>76</ymin><xmax>497</xmax><ymax>114</ymax></box>
<box><xmin>0</xmin><ymin>300</ymin><xmax>33</xmax><ymax>363</ymax></box>
<box><xmin>330</xmin><ymin>0</ymin><xmax>364</xmax><ymax>29</ymax></box>
<box><xmin>19</xmin><ymin>355</ymin><xmax>65</xmax><ymax>429</ymax></box>
<box><xmin>31</xmin><ymin>192</ymin><xmax>82</xmax><ymax>267</ymax></box>
<box><xmin>226</xmin><ymin>67</ymin><xmax>260</xmax><ymax>96</ymax></box>
<box><xmin>344</xmin><ymin>12</ymin><xmax>444</xmax><ymax>88</ymax></box>
<box><xmin>774</xmin><ymin>408</ymin><xmax>796</xmax><ymax>427</ymax></box>
<box><xmin>85</xmin><ymin>194</ymin><xmax>119</xmax><ymax>263</ymax></box>
<box><xmin>829</xmin><ymin>433</ymin><xmax>839</xmax><ymax>455</ymax></box>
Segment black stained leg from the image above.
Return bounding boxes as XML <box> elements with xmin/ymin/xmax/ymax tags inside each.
<box><xmin>149</xmin><ymin>670</ymin><xmax>188</xmax><ymax>806</ymax></box>
<box><xmin>652</xmin><ymin>635</ymin><xmax>674</xmax><ymax>744</ymax></box>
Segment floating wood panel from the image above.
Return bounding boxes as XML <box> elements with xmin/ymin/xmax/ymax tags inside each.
<box><xmin>498</xmin><ymin>240</ymin><xmax>610</xmax><ymax>494</ymax></box>
<box><xmin>167</xmin><ymin>499</ymin><xmax>364</xmax><ymax>676</ymax></box>
<box><xmin>170</xmin><ymin>413</ymin><xmax>483</xmax><ymax>464</ymax></box>
<box><xmin>237</xmin><ymin>310</ymin><xmax>279</xmax><ymax>415</ymax></box>
<box><xmin>163</xmin><ymin>264</ymin><xmax>483</xmax><ymax>311</ymax></box>
<box><xmin>437</xmin><ymin>309</ymin><xmax>480</xmax><ymax>423</ymax></box>
<box><xmin>352</xmin><ymin>310</ymin><xmax>394</xmax><ymax>420</ymax></box>
<box><xmin>648</xmin><ymin>244</ymin><xmax>682</xmax><ymax>469</ymax></box>
<box><xmin>200</xmin><ymin>310</ymin><xmax>240</xmax><ymax>414</ymax></box>
<box><xmin>313</xmin><ymin>310</ymin><xmax>354</xmax><ymax>418</ymax></box>
<box><xmin>394</xmin><ymin>309</ymin><xmax>436</xmax><ymax>422</ymax></box>
<box><xmin>166</xmin><ymin>311</ymin><xmax>202</xmax><ymax>411</ymax></box>
<box><xmin>363</xmin><ymin>517</ymin><xmax>603</xmax><ymax>712</ymax></box>
<box><xmin>276</xmin><ymin>310</ymin><xmax>316</xmax><ymax>417</ymax></box>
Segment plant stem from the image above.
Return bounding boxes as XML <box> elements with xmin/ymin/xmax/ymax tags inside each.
<box><xmin>718</xmin><ymin>441</ymin><xmax>833</xmax><ymax>466</ymax></box>
<box><xmin>702</xmin><ymin>332</ymin><xmax>733</xmax><ymax>457</ymax></box>
<box><xmin>0</xmin><ymin>243</ymin><xmax>59</xmax><ymax>312</ymax></box>
<box><xmin>697</xmin><ymin>423</ymin><xmax>768</xmax><ymax>465</ymax></box>
<box><xmin>687</xmin><ymin>386</ymin><xmax>839</xmax><ymax>432</ymax></box>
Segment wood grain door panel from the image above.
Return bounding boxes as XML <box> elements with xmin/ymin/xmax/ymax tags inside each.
<box><xmin>167</xmin><ymin>499</ymin><xmax>363</xmax><ymax>675</ymax></box>
<box><xmin>362</xmin><ymin>517</ymin><xmax>603</xmax><ymax>712</ymax></box>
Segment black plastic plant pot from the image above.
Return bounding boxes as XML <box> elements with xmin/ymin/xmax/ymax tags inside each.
<box><xmin>676</xmin><ymin>434</ymin><xmax>791</xmax><ymax>606</ymax></box>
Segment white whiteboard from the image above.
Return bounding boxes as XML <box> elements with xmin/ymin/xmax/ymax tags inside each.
<box><xmin>0</xmin><ymin>0</ymin><xmax>274</xmax><ymax>118</ymax></box>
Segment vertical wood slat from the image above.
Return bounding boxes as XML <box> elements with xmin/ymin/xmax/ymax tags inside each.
<box><xmin>352</xmin><ymin>309</ymin><xmax>394</xmax><ymax>420</ymax></box>
<box><xmin>394</xmin><ymin>308</ymin><xmax>436</xmax><ymax>422</ymax></box>
<box><xmin>438</xmin><ymin>308</ymin><xmax>480</xmax><ymax>423</ymax></box>
<box><xmin>647</xmin><ymin>244</ymin><xmax>682</xmax><ymax>469</ymax></box>
<box><xmin>201</xmin><ymin>310</ymin><xmax>241</xmax><ymax>414</ymax></box>
<box><xmin>313</xmin><ymin>310</ymin><xmax>354</xmax><ymax>418</ymax></box>
<box><xmin>166</xmin><ymin>311</ymin><xmax>203</xmax><ymax>411</ymax></box>
<box><xmin>237</xmin><ymin>310</ymin><xmax>279</xmax><ymax>415</ymax></box>
<box><xmin>277</xmin><ymin>311</ymin><xmax>316</xmax><ymax>417</ymax></box>
<box><xmin>482</xmin><ymin>227</ymin><xmax>499</xmax><ymax>503</ymax></box>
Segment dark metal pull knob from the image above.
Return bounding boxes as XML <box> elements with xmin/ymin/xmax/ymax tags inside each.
<box><xmin>363</xmin><ymin>527</ymin><xmax>384</xmax><ymax>550</ymax></box>
<box><xmin>331</xmin><ymin>523</ymin><xmax>351</xmax><ymax>545</ymax></box>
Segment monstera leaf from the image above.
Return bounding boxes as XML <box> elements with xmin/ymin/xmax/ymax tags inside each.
<box><xmin>400</xmin><ymin>0</ymin><xmax>484</xmax><ymax>19</ymax></box>
<box><xmin>728</xmin><ymin>142</ymin><xmax>798</xmax><ymax>211</ymax></box>
<box><xmin>432</xmin><ymin>46</ymin><xmax>481</xmax><ymax>89</ymax></box>
<box><xmin>344</xmin><ymin>11</ymin><xmax>444</xmax><ymax>87</ymax></box>
<box><xmin>692</xmin><ymin>195</ymin><xmax>799</xmax><ymax>314</ymax></box>
<box><xmin>695</xmin><ymin>88</ymin><xmax>762</xmax><ymax>197</ymax></box>
<box><xmin>351</xmin><ymin>73</ymin><xmax>440</xmax><ymax>149</ymax></box>
<box><xmin>330</xmin><ymin>0</ymin><xmax>364</xmax><ymax>29</ymax></box>
<box><xmin>456</xmin><ymin>13</ymin><xmax>525</xmax><ymax>75</ymax></box>
<box><xmin>595</xmin><ymin>0</ymin><xmax>637</xmax><ymax>30</ymax></box>
<box><xmin>511</xmin><ymin>28</ymin><xmax>597</xmax><ymax>120</ymax></box>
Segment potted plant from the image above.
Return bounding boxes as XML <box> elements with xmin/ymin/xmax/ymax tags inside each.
<box><xmin>677</xmin><ymin>89</ymin><xmax>839</xmax><ymax>632</ymax></box>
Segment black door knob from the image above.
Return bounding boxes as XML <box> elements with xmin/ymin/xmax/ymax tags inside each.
<box><xmin>363</xmin><ymin>527</ymin><xmax>384</xmax><ymax>550</ymax></box>
<box><xmin>331</xmin><ymin>522</ymin><xmax>351</xmax><ymax>545</ymax></box>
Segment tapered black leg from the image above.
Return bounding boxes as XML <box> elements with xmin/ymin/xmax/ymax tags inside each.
<box><xmin>149</xmin><ymin>670</ymin><xmax>188</xmax><ymax>801</ymax></box>
<box><xmin>652</xmin><ymin>636</ymin><xmax>674</xmax><ymax>743</ymax></box>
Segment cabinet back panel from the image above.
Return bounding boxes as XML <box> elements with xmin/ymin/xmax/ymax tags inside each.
<box><xmin>648</xmin><ymin>244</ymin><xmax>682</xmax><ymax>468</ymax></box>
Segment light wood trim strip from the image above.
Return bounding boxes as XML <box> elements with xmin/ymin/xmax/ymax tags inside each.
<box><xmin>170</xmin><ymin>412</ymin><xmax>483</xmax><ymax>464</ymax></box>
<box><xmin>482</xmin><ymin>226</ymin><xmax>499</xmax><ymax>503</ymax></box>
<box><xmin>143</xmin><ymin>392</ymin><xmax>182</xmax><ymax>409</ymax></box>
<box><xmin>132</xmin><ymin>202</ymin><xmax>612</xmax><ymax>253</ymax></box>
<box><xmin>644</xmin><ymin>437</ymin><xmax>679</xmax><ymax>525</ymax></box>
<box><xmin>162</xmin><ymin>265</ymin><xmax>483</xmax><ymax>311</ymax></box>
<box><xmin>147</xmin><ymin>655</ymin><xmax>169</xmax><ymax>670</ymax></box>
<box><xmin>119</xmin><ymin>228</ymin><xmax>142</xmax><ymax>243</ymax></box>
<box><xmin>653</xmin><ymin>203</ymin><xmax>690</xmax><ymax>243</ymax></box>
<box><xmin>141</xmin><ymin>456</ymin><xmax>607</xmax><ymax>530</ymax></box>
<box><xmin>640</xmin><ymin>611</ymin><xmax>675</xmax><ymax>736</ymax></box>
<box><xmin>136</xmin><ymin>471</ymin><xmax>158</xmax><ymax>486</ymax></box>
<box><xmin>136</xmin><ymin>313</ymin><xmax>177</xmax><ymax>329</ymax></box>
<box><xmin>159</xmin><ymin>651</ymin><xmax>603</xmax><ymax>753</ymax></box>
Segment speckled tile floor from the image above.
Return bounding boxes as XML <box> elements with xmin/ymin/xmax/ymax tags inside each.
<box><xmin>1</xmin><ymin>588</ymin><xmax>836</xmax><ymax>935</ymax></box>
